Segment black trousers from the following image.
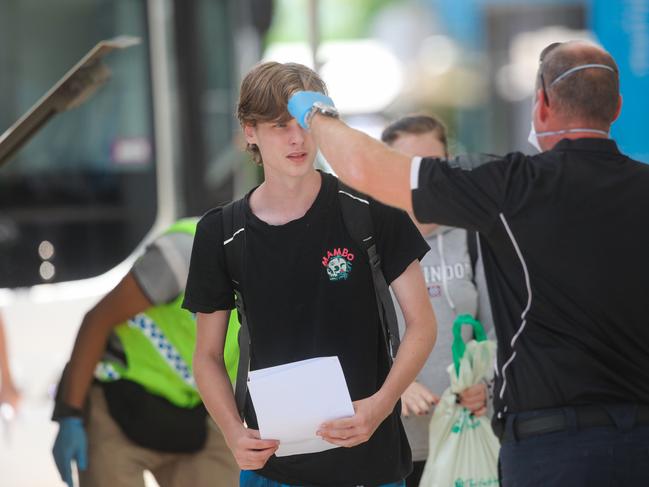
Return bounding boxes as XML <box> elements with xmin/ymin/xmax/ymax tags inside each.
<box><xmin>499</xmin><ymin>405</ymin><xmax>649</xmax><ymax>486</ymax></box>
<box><xmin>404</xmin><ymin>461</ymin><xmax>425</xmax><ymax>487</ymax></box>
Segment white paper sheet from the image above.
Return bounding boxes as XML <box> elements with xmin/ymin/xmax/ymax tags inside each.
<box><xmin>247</xmin><ymin>356</ymin><xmax>355</xmax><ymax>457</ymax></box>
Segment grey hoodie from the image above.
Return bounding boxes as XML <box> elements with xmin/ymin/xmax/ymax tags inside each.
<box><xmin>395</xmin><ymin>226</ymin><xmax>494</xmax><ymax>461</ymax></box>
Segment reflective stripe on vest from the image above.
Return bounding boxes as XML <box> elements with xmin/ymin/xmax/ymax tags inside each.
<box><xmin>127</xmin><ymin>312</ymin><xmax>196</xmax><ymax>388</ymax></box>
<box><xmin>95</xmin><ymin>362</ymin><xmax>121</xmax><ymax>381</ymax></box>
<box><xmin>95</xmin><ymin>219</ymin><xmax>201</xmax><ymax>408</ymax></box>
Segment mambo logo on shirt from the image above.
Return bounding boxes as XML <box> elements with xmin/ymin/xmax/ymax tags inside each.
<box><xmin>322</xmin><ymin>247</ymin><xmax>354</xmax><ymax>281</ymax></box>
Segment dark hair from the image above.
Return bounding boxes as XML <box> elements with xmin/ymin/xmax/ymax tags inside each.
<box><xmin>381</xmin><ymin>114</ymin><xmax>448</xmax><ymax>156</ymax></box>
<box><xmin>237</xmin><ymin>62</ymin><xmax>327</xmax><ymax>164</ymax></box>
<box><xmin>538</xmin><ymin>42</ymin><xmax>619</xmax><ymax>127</ymax></box>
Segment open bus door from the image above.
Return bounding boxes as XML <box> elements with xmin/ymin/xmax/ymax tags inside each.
<box><xmin>0</xmin><ymin>34</ymin><xmax>161</xmax><ymax>290</ymax></box>
<box><xmin>0</xmin><ymin>37</ymin><xmax>140</xmax><ymax>168</ymax></box>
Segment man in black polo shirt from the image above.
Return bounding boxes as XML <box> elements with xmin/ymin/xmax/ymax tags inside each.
<box><xmin>288</xmin><ymin>41</ymin><xmax>649</xmax><ymax>485</ymax></box>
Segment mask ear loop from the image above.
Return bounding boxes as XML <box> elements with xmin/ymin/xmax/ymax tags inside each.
<box><xmin>539</xmin><ymin>63</ymin><xmax>617</xmax><ymax>107</ymax></box>
<box><xmin>549</xmin><ymin>63</ymin><xmax>617</xmax><ymax>87</ymax></box>
<box><xmin>535</xmin><ymin>128</ymin><xmax>610</xmax><ymax>138</ymax></box>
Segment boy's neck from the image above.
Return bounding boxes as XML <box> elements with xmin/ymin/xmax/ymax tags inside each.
<box><xmin>249</xmin><ymin>169</ymin><xmax>322</xmax><ymax>225</ymax></box>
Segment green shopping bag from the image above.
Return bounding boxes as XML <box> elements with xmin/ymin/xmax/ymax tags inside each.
<box><xmin>419</xmin><ymin>315</ymin><xmax>500</xmax><ymax>487</ymax></box>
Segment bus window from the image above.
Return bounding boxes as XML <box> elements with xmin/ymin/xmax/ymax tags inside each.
<box><xmin>0</xmin><ymin>0</ymin><xmax>156</xmax><ymax>288</ymax></box>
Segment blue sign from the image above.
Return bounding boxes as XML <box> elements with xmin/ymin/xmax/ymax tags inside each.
<box><xmin>591</xmin><ymin>0</ymin><xmax>649</xmax><ymax>163</ymax></box>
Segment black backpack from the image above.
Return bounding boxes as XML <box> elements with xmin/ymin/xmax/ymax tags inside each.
<box><xmin>221</xmin><ymin>181</ymin><xmax>400</xmax><ymax>418</ymax></box>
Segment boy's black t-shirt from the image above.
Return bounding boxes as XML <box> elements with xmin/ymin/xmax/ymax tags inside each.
<box><xmin>183</xmin><ymin>172</ymin><xmax>429</xmax><ymax>486</ymax></box>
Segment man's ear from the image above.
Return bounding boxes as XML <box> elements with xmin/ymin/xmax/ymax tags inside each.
<box><xmin>243</xmin><ymin>123</ymin><xmax>257</xmax><ymax>145</ymax></box>
<box><xmin>537</xmin><ymin>88</ymin><xmax>551</xmax><ymax>124</ymax></box>
<box><xmin>612</xmin><ymin>94</ymin><xmax>623</xmax><ymax>123</ymax></box>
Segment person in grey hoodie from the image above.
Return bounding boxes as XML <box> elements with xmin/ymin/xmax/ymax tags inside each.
<box><xmin>382</xmin><ymin>115</ymin><xmax>495</xmax><ymax>487</ymax></box>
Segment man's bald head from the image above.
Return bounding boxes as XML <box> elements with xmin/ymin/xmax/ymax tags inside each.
<box><xmin>538</xmin><ymin>41</ymin><xmax>619</xmax><ymax>128</ymax></box>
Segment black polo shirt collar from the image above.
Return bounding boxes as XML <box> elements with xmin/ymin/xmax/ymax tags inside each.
<box><xmin>552</xmin><ymin>137</ymin><xmax>620</xmax><ymax>154</ymax></box>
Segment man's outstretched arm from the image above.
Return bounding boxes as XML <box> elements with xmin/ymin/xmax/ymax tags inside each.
<box><xmin>289</xmin><ymin>91</ymin><xmax>506</xmax><ymax>232</ymax></box>
<box><xmin>310</xmin><ymin>115</ymin><xmax>414</xmax><ymax>213</ymax></box>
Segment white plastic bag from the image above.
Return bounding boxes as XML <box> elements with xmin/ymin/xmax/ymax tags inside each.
<box><xmin>419</xmin><ymin>316</ymin><xmax>500</xmax><ymax>487</ymax></box>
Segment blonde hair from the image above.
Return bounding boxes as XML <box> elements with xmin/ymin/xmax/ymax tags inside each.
<box><xmin>237</xmin><ymin>62</ymin><xmax>327</xmax><ymax>164</ymax></box>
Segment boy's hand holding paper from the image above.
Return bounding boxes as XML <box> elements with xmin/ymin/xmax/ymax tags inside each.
<box><xmin>247</xmin><ymin>356</ymin><xmax>355</xmax><ymax>457</ymax></box>
<box><xmin>316</xmin><ymin>394</ymin><xmax>393</xmax><ymax>448</ymax></box>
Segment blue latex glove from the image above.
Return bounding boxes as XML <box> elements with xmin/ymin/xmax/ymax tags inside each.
<box><xmin>287</xmin><ymin>91</ymin><xmax>335</xmax><ymax>129</ymax></box>
<box><xmin>52</xmin><ymin>417</ymin><xmax>88</xmax><ymax>487</ymax></box>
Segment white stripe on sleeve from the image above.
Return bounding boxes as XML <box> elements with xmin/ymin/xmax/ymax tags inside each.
<box><xmin>410</xmin><ymin>156</ymin><xmax>422</xmax><ymax>190</ymax></box>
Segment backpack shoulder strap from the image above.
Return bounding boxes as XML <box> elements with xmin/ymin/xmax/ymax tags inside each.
<box><xmin>467</xmin><ymin>230</ymin><xmax>479</xmax><ymax>282</ymax></box>
<box><xmin>221</xmin><ymin>198</ymin><xmax>250</xmax><ymax>420</ymax></box>
<box><xmin>222</xmin><ymin>199</ymin><xmax>246</xmax><ymax>286</ymax></box>
<box><xmin>337</xmin><ymin>180</ymin><xmax>401</xmax><ymax>360</ymax></box>
<box><xmin>338</xmin><ymin>182</ymin><xmax>374</xmax><ymax>249</ymax></box>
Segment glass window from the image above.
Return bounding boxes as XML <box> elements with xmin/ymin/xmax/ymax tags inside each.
<box><xmin>0</xmin><ymin>0</ymin><xmax>157</xmax><ymax>287</ymax></box>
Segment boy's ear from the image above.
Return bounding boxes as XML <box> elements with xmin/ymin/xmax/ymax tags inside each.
<box><xmin>243</xmin><ymin>123</ymin><xmax>257</xmax><ymax>145</ymax></box>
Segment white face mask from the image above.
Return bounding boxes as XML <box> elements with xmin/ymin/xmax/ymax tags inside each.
<box><xmin>528</xmin><ymin>121</ymin><xmax>542</xmax><ymax>152</ymax></box>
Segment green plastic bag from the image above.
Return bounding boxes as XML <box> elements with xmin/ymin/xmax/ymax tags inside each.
<box><xmin>419</xmin><ymin>315</ymin><xmax>500</xmax><ymax>487</ymax></box>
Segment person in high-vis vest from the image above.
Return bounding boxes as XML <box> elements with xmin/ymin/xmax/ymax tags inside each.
<box><xmin>52</xmin><ymin>219</ymin><xmax>240</xmax><ymax>487</ymax></box>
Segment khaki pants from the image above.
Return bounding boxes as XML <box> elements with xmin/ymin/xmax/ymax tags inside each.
<box><xmin>80</xmin><ymin>385</ymin><xmax>239</xmax><ymax>487</ymax></box>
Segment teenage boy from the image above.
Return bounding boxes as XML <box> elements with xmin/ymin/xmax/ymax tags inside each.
<box><xmin>183</xmin><ymin>62</ymin><xmax>437</xmax><ymax>487</ymax></box>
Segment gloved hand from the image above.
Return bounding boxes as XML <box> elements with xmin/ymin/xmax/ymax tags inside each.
<box><xmin>52</xmin><ymin>417</ymin><xmax>88</xmax><ymax>487</ymax></box>
<box><xmin>287</xmin><ymin>91</ymin><xmax>335</xmax><ymax>129</ymax></box>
